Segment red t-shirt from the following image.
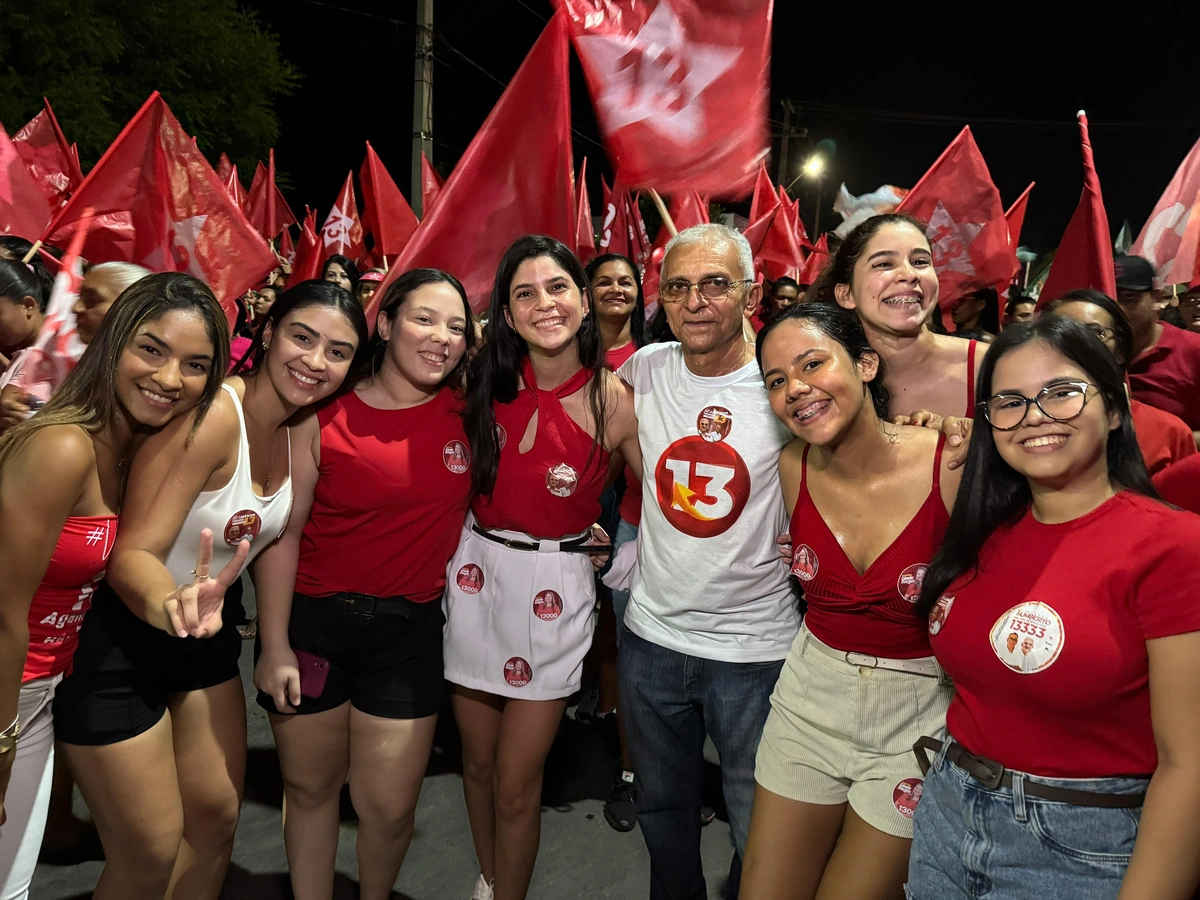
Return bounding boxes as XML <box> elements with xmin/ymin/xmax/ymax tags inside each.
<box><xmin>605</xmin><ymin>342</ymin><xmax>638</xmax><ymax>371</ymax></box>
<box><xmin>1154</xmin><ymin>454</ymin><xmax>1200</xmax><ymax>515</ymax></box>
<box><xmin>928</xmin><ymin>492</ymin><xmax>1200</xmax><ymax>777</ymax></box>
<box><xmin>1129</xmin><ymin>323</ymin><xmax>1200</xmax><ymax>429</ymax></box>
<box><xmin>1131</xmin><ymin>398</ymin><xmax>1196</xmax><ymax>476</ymax></box>
<box><xmin>607</xmin><ymin>342</ymin><xmax>642</xmax><ymax>527</ymax></box>
<box><xmin>295</xmin><ymin>387</ymin><xmax>472</xmax><ymax>602</ymax></box>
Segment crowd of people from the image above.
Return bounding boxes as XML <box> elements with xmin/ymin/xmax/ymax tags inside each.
<box><xmin>1</xmin><ymin>204</ymin><xmax>1199</xmax><ymax>900</ymax></box>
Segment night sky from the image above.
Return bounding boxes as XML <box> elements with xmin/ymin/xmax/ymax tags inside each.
<box><xmin>244</xmin><ymin>0</ymin><xmax>1199</xmax><ymax>254</ymax></box>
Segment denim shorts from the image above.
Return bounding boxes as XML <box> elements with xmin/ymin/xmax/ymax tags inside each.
<box><xmin>906</xmin><ymin>737</ymin><xmax>1147</xmax><ymax>900</ymax></box>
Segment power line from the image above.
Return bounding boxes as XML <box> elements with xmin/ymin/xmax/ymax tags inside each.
<box><xmin>292</xmin><ymin>0</ymin><xmax>410</xmax><ymax>27</ymax></box>
<box><xmin>512</xmin><ymin>0</ymin><xmax>550</xmax><ymax>22</ymax></box>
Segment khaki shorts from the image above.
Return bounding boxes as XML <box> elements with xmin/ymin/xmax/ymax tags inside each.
<box><xmin>755</xmin><ymin>622</ymin><xmax>952</xmax><ymax>838</ymax></box>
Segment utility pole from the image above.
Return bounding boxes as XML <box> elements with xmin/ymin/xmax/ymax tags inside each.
<box><xmin>777</xmin><ymin>99</ymin><xmax>805</xmax><ymax>186</ymax></box>
<box><xmin>412</xmin><ymin>0</ymin><xmax>434</xmax><ymax>218</ymax></box>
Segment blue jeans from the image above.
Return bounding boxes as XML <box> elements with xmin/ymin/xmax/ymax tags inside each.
<box><xmin>618</xmin><ymin>624</ymin><xmax>783</xmax><ymax>900</ymax></box>
<box><xmin>907</xmin><ymin>738</ymin><xmax>1146</xmax><ymax>900</ymax></box>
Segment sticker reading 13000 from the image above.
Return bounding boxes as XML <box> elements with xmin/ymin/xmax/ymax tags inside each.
<box><xmin>989</xmin><ymin>601</ymin><xmax>1065</xmax><ymax>674</ymax></box>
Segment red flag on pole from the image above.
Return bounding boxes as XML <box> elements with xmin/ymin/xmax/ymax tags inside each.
<box><xmin>421</xmin><ymin>151</ymin><xmax>444</xmax><ymax>218</ymax></box>
<box><xmin>749</xmin><ymin>161</ymin><xmax>779</xmax><ymax>223</ymax></box>
<box><xmin>371</xmin><ymin>13</ymin><xmax>575</xmax><ymax>318</ymax></box>
<box><xmin>245</xmin><ymin>149</ymin><xmax>296</xmax><ymax>239</ymax></box>
<box><xmin>895</xmin><ymin>126</ymin><xmax>1013</xmax><ymax>309</ymax></box>
<box><xmin>0</xmin><ymin>123</ymin><xmax>53</xmax><ymax>238</ymax></box>
<box><xmin>1006</xmin><ymin>182</ymin><xmax>1034</xmax><ymax>251</ymax></box>
<box><xmin>778</xmin><ymin>185</ymin><xmax>812</xmax><ymax>250</ymax></box>
<box><xmin>576</xmin><ymin>158</ymin><xmax>597</xmax><ymax>264</ymax></box>
<box><xmin>743</xmin><ymin>205</ymin><xmax>804</xmax><ymax>282</ymax></box>
<box><xmin>42</xmin><ymin>93</ymin><xmax>277</xmax><ymax>326</ymax></box>
<box><xmin>360</xmin><ymin>142</ymin><xmax>419</xmax><ymax>258</ymax></box>
<box><xmin>598</xmin><ymin>175</ymin><xmax>651</xmax><ymax>269</ymax></box>
<box><xmin>278</xmin><ymin>225</ymin><xmax>296</xmax><ymax>268</ymax></box>
<box><xmin>216</xmin><ymin>152</ymin><xmax>235</xmax><ymax>186</ymax></box>
<box><xmin>558</xmin><ymin>0</ymin><xmax>772</xmax><ymax>198</ymax></box>
<box><xmin>291</xmin><ymin>207</ymin><xmax>323</xmax><ymax>283</ymax></box>
<box><xmin>224</xmin><ymin>164</ymin><xmax>246</xmax><ymax>211</ymax></box>
<box><xmin>1038</xmin><ymin>112</ymin><xmax>1116</xmax><ymax>305</ymax></box>
<box><xmin>1130</xmin><ymin>135</ymin><xmax>1200</xmax><ymax>287</ymax></box>
<box><xmin>11</xmin><ymin>99</ymin><xmax>83</xmax><ymax>209</ymax></box>
<box><xmin>320</xmin><ymin>172</ymin><xmax>366</xmax><ymax>262</ymax></box>
<box><xmin>797</xmin><ymin>233</ymin><xmax>830</xmax><ymax>286</ymax></box>
<box><xmin>643</xmin><ymin>190</ymin><xmax>709</xmax><ymax>302</ymax></box>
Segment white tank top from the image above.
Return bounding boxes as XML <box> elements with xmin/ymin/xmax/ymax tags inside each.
<box><xmin>162</xmin><ymin>383</ymin><xmax>293</xmax><ymax>584</ymax></box>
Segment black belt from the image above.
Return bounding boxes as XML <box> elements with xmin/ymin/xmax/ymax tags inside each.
<box><xmin>325</xmin><ymin>591</ymin><xmax>418</xmax><ymax>618</ymax></box>
<box><xmin>914</xmin><ymin>737</ymin><xmax>1147</xmax><ymax>809</ymax></box>
<box><xmin>471</xmin><ymin>524</ymin><xmax>599</xmax><ymax>554</ymax></box>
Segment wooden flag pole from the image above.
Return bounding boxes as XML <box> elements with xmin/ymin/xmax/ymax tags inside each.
<box><xmin>649</xmin><ymin>189</ymin><xmax>677</xmax><ymax>237</ymax></box>
<box><xmin>20</xmin><ymin>241</ymin><xmax>43</xmax><ymax>264</ymax></box>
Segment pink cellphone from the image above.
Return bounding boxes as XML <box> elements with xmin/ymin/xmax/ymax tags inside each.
<box><xmin>294</xmin><ymin>649</ymin><xmax>330</xmax><ymax>699</ymax></box>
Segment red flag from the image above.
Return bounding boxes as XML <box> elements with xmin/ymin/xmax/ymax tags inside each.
<box><xmin>797</xmin><ymin>233</ymin><xmax>830</xmax><ymax>285</ymax></box>
<box><xmin>11</xmin><ymin>99</ymin><xmax>83</xmax><ymax>209</ymax></box>
<box><xmin>279</xmin><ymin>225</ymin><xmax>296</xmax><ymax>268</ymax></box>
<box><xmin>895</xmin><ymin>126</ymin><xmax>1013</xmax><ymax>309</ymax></box>
<box><xmin>1039</xmin><ymin>113</ymin><xmax>1116</xmax><ymax>305</ymax></box>
<box><xmin>598</xmin><ymin>175</ymin><xmax>651</xmax><ymax>268</ymax></box>
<box><xmin>421</xmin><ymin>151</ymin><xmax>444</xmax><ymax>218</ymax></box>
<box><xmin>291</xmin><ymin>207</ymin><xmax>323</xmax><ymax>283</ymax></box>
<box><xmin>224</xmin><ymin>163</ymin><xmax>246</xmax><ymax>211</ymax></box>
<box><xmin>749</xmin><ymin>162</ymin><xmax>778</xmax><ymax>223</ymax></box>
<box><xmin>643</xmin><ymin>190</ymin><xmax>709</xmax><ymax>300</ymax></box>
<box><xmin>245</xmin><ymin>149</ymin><xmax>296</xmax><ymax>239</ymax></box>
<box><xmin>1130</xmin><ymin>135</ymin><xmax>1200</xmax><ymax>287</ymax></box>
<box><xmin>559</xmin><ymin>0</ymin><xmax>771</xmax><ymax>198</ymax></box>
<box><xmin>320</xmin><ymin>172</ymin><xmax>366</xmax><ymax>262</ymax></box>
<box><xmin>42</xmin><ymin>93</ymin><xmax>276</xmax><ymax>325</ymax></box>
<box><xmin>743</xmin><ymin>204</ymin><xmax>804</xmax><ymax>282</ymax></box>
<box><xmin>576</xmin><ymin>158</ymin><xmax>597</xmax><ymax>264</ymax></box>
<box><xmin>216</xmin><ymin>152</ymin><xmax>235</xmax><ymax>186</ymax></box>
<box><xmin>360</xmin><ymin>142</ymin><xmax>419</xmax><ymax>258</ymax></box>
<box><xmin>373</xmin><ymin>13</ymin><xmax>575</xmax><ymax>317</ymax></box>
<box><xmin>778</xmin><ymin>185</ymin><xmax>811</xmax><ymax>250</ymax></box>
<box><xmin>1006</xmin><ymin>182</ymin><xmax>1034</xmax><ymax>251</ymax></box>
<box><xmin>0</xmin><ymin>123</ymin><xmax>53</xmax><ymax>238</ymax></box>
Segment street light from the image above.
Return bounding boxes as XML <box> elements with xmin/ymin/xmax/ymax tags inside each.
<box><xmin>803</xmin><ymin>154</ymin><xmax>826</xmax><ymax>237</ymax></box>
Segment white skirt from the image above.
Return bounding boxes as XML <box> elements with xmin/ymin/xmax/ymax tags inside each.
<box><xmin>443</xmin><ymin>514</ymin><xmax>597</xmax><ymax>700</ymax></box>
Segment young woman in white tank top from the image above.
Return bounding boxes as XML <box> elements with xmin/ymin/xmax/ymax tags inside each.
<box><xmin>59</xmin><ymin>281</ymin><xmax>368</xmax><ymax>900</ymax></box>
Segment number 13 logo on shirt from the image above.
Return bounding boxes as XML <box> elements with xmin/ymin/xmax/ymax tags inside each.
<box><xmin>655</xmin><ymin>436</ymin><xmax>751</xmax><ymax>537</ymax></box>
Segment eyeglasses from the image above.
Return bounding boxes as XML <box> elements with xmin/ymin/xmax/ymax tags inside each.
<box><xmin>660</xmin><ymin>277</ymin><xmax>752</xmax><ymax>304</ymax></box>
<box><xmin>981</xmin><ymin>381</ymin><xmax>1097</xmax><ymax>431</ymax></box>
<box><xmin>1082</xmin><ymin>323</ymin><xmax>1114</xmax><ymax>342</ymax></box>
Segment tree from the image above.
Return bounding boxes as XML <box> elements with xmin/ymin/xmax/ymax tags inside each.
<box><xmin>0</xmin><ymin>0</ymin><xmax>297</xmax><ymax>175</ymax></box>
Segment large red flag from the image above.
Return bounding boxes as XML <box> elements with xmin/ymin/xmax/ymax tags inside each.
<box><xmin>576</xmin><ymin>158</ymin><xmax>597</xmax><ymax>264</ymax></box>
<box><xmin>778</xmin><ymin>185</ymin><xmax>811</xmax><ymax>250</ymax></box>
<box><xmin>11</xmin><ymin>99</ymin><xmax>83</xmax><ymax>209</ymax></box>
<box><xmin>291</xmin><ymin>207</ymin><xmax>323</xmax><ymax>283</ymax></box>
<box><xmin>559</xmin><ymin>0</ymin><xmax>771</xmax><ymax>198</ymax></box>
<box><xmin>245</xmin><ymin>149</ymin><xmax>296</xmax><ymax>239</ymax></box>
<box><xmin>1006</xmin><ymin>182</ymin><xmax>1034</xmax><ymax>251</ymax></box>
<box><xmin>643</xmin><ymin>189</ymin><xmax>709</xmax><ymax>301</ymax></box>
<box><xmin>320</xmin><ymin>172</ymin><xmax>366</xmax><ymax>262</ymax></box>
<box><xmin>42</xmin><ymin>93</ymin><xmax>276</xmax><ymax>324</ymax></box>
<box><xmin>245</xmin><ymin>161</ymin><xmax>266</xmax><ymax>214</ymax></box>
<box><xmin>598</xmin><ymin>175</ymin><xmax>651</xmax><ymax>269</ymax></box>
<box><xmin>278</xmin><ymin>225</ymin><xmax>296</xmax><ymax>268</ymax></box>
<box><xmin>1130</xmin><ymin>135</ymin><xmax>1200</xmax><ymax>287</ymax></box>
<box><xmin>1039</xmin><ymin>112</ymin><xmax>1116</xmax><ymax>305</ymax></box>
<box><xmin>895</xmin><ymin>126</ymin><xmax>1013</xmax><ymax>309</ymax></box>
<box><xmin>797</xmin><ymin>233</ymin><xmax>830</xmax><ymax>286</ymax></box>
<box><xmin>372</xmin><ymin>13</ymin><xmax>575</xmax><ymax>317</ymax></box>
<box><xmin>421</xmin><ymin>151</ymin><xmax>443</xmax><ymax>218</ymax></box>
<box><xmin>217</xmin><ymin>152</ymin><xmax>235</xmax><ymax>186</ymax></box>
<box><xmin>743</xmin><ymin>204</ymin><xmax>804</xmax><ymax>282</ymax></box>
<box><xmin>360</xmin><ymin>142</ymin><xmax>419</xmax><ymax>258</ymax></box>
<box><xmin>0</xmin><ymin>123</ymin><xmax>52</xmax><ymax>238</ymax></box>
<box><xmin>749</xmin><ymin>161</ymin><xmax>778</xmax><ymax>223</ymax></box>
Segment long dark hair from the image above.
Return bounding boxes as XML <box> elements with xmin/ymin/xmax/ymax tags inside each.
<box><xmin>0</xmin><ymin>273</ymin><xmax>229</xmax><ymax>471</ymax></box>
<box><xmin>236</xmin><ymin>279</ymin><xmax>370</xmax><ymax>381</ymax></box>
<box><xmin>755</xmin><ymin>302</ymin><xmax>890</xmax><ymax>420</ymax></box>
<box><xmin>808</xmin><ymin>213</ymin><xmax>929</xmax><ymax>306</ymax></box>
<box><xmin>1043</xmin><ymin>289</ymin><xmax>1134</xmax><ymax>369</ymax></box>
<box><xmin>0</xmin><ymin>257</ymin><xmax>46</xmax><ymax>312</ymax></box>
<box><xmin>363</xmin><ymin>267</ymin><xmax>476</xmax><ymax>391</ymax></box>
<box><xmin>322</xmin><ymin>254</ymin><xmax>360</xmax><ymax>294</ymax></box>
<box><xmin>465</xmin><ymin>235</ymin><xmax>608</xmax><ymax>496</ymax></box>
<box><xmin>0</xmin><ymin>236</ymin><xmax>54</xmax><ymax>301</ymax></box>
<box><xmin>585</xmin><ymin>252</ymin><xmax>647</xmax><ymax>349</ymax></box>
<box><xmin>916</xmin><ymin>316</ymin><xmax>1158</xmax><ymax>616</ymax></box>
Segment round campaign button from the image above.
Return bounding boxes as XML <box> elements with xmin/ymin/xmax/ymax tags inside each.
<box><xmin>928</xmin><ymin>594</ymin><xmax>955</xmax><ymax>636</ymax></box>
<box><xmin>696</xmin><ymin>405</ymin><xmax>733</xmax><ymax>443</ymax></box>
<box><xmin>456</xmin><ymin>564</ymin><xmax>485</xmax><ymax>595</ymax></box>
<box><xmin>546</xmin><ymin>463</ymin><xmax>579</xmax><ymax>498</ymax></box>
<box><xmin>533</xmin><ymin>590</ymin><xmax>563</xmax><ymax>621</ymax></box>
<box><xmin>893</xmin><ymin>778</ymin><xmax>924</xmax><ymax>819</ymax></box>
<box><xmin>224</xmin><ymin>510</ymin><xmax>262</xmax><ymax>547</ymax></box>
<box><xmin>443</xmin><ymin>440</ymin><xmax>471</xmax><ymax>474</ymax></box>
<box><xmin>504</xmin><ymin>657</ymin><xmax>533</xmax><ymax>687</ymax></box>
<box><xmin>791</xmin><ymin>544</ymin><xmax>819</xmax><ymax>581</ymax></box>
<box><xmin>990</xmin><ymin>601</ymin><xmax>1065</xmax><ymax>674</ymax></box>
<box><xmin>496</xmin><ymin>424</ymin><xmax>507</xmax><ymax>450</ymax></box>
<box><xmin>897</xmin><ymin>563</ymin><xmax>929</xmax><ymax>604</ymax></box>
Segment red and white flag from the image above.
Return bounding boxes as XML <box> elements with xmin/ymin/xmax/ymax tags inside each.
<box><xmin>320</xmin><ymin>172</ymin><xmax>365</xmax><ymax>262</ymax></box>
<box><xmin>360</xmin><ymin>142</ymin><xmax>419</xmax><ymax>258</ymax></box>
<box><xmin>291</xmin><ymin>207</ymin><xmax>323</xmax><ymax>283</ymax></box>
<box><xmin>421</xmin><ymin>151</ymin><xmax>444</xmax><ymax>218</ymax></box>
<box><xmin>896</xmin><ymin>126</ymin><xmax>1013</xmax><ymax>309</ymax></box>
<box><xmin>576</xmin><ymin>158</ymin><xmax>598</xmax><ymax>264</ymax></box>
<box><xmin>278</xmin><ymin>225</ymin><xmax>296</xmax><ymax>268</ymax></box>
<box><xmin>0</xmin><ymin>123</ymin><xmax>52</xmax><ymax>238</ymax></box>
<box><xmin>245</xmin><ymin>149</ymin><xmax>297</xmax><ymax>239</ymax></box>
<box><xmin>559</xmin><ymin>0</ymin><xmax>772</xmax><ymax>198</ymax></box>
<box><xmin>1130</xmin><ymin>135</ymin><xmax>1200</xmax><ymax>287</ymax></box>
<box><xmin>643</xmin><ymin>189</ymin><xmax>708</xmax><ymax>302</ymax></box>
<box><xmin>11</xmin><ymin>99</ymin><xmax>83</xmax><ymax>210</ymax></box>
<box><xmin>42</xmin><ymin>93</ymin><xmax>277</xmax><ymax>326</ymax></box>
<box><xmin>1038</xmin><ymin>112</ymin><xmax>1115</xmax><ymax>304</ymax></box>
<box><xmin>599</xmin><ymin>175</ymin><xmax>651</xmax><ymax>269</ymax></box>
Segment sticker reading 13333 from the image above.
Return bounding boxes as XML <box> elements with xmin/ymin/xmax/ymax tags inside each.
<box><xmin>989</xmin><ymin>601</ymin><xmax>1065</xmax><ymax>674</ymax></box>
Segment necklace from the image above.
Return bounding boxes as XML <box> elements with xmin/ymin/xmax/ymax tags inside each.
<box><xmin>246</xmin><ymin>381</ymin><xmax>280</xmax><ymax>495</ymax></box>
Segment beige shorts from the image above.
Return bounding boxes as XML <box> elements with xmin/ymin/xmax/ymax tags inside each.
<box><xmin>755</xmin><ymin>622</ymin><xmax>952</xmax><ymax>839</ymax></box>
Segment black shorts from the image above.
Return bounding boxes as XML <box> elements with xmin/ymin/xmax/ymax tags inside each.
<box><xmin>53</xmin><ymin>580</ymin><xmax>244</xmax><ymax>746</ymax></box>
<box><xmin>255</xmin><ymin>592</ymin><xmax>445</xmax><ymax>720</ymax></box>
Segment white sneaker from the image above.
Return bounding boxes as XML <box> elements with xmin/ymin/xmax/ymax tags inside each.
<box><xmin>471</xmin><ymin>874</ymin><xmax>494</xmax><ymax>900</ymax></box>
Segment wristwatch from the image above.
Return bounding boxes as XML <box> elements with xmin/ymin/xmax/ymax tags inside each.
<box><xmin>0</xmin><ymin>714</ymin><xmax>19</xmax><ymax>756</ymax></box>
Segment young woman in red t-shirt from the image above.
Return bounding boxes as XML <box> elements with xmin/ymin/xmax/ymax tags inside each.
<box><xmin>448</xmin><ymin>235</ymin><xmax>641</xmax><ymax>900</ymax></box>
<box><xmin>253</xmin><ymin>269</ymin><xmax>474</xmax><ymax>900</ymax></box>
<box><xmin>0</xmin><ymin>274</ymin><xmax>229</xmax><ymax>899</ymax></box>
<box><xmin>911</xmin><ymin>315</ymin><xmax>1200</xmax><ymax>900</ymax></box>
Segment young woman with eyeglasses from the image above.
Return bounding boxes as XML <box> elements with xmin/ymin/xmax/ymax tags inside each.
<box><xmin>1041</xmin><ymin>289</ymin><xmax>1195</xmax><ymax>476</ymax></box>
<box><xmin>909</xmin><ymin>316</ymin><xmax>1200</xmax><ymax>900</ymax></box>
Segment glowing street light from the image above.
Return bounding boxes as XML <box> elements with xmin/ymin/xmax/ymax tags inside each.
<box><xmin>803</xmin><ymin>155</ymin><xmax>825</xmax><ymax>178</ymax></box>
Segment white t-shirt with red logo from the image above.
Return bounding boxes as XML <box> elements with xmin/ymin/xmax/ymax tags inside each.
<box><xmin>618</xmin><ymin>343</ymin><xmax>798</xmax><ymax>662</ymax></box>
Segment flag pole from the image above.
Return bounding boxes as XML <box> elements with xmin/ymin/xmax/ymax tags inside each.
<box><xmin>649</xmin><ymin>189</ymin><xmax>677</xmax><ymax>237</ymax></box>
<box><xmin>21</xmin><ymin>241</ymin><xmax>43</xmax><ymax>264</ymax></box>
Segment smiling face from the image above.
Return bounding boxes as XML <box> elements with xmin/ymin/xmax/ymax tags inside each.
<box><xmin>987</xmin><ymin>341</ymin><xmax>1118</xmax><ymax>490</ymax></box>
<box><xmin>324</xmin><ymin>262</ymin><xmax>352</xmax><ymax>293</ymax></box>
<box><xmin>590</xmin><ymin>259</ymin><xmax>638</xmax><ymax>326</ymax></box>
<box><xmin>378</xmin><ymin>281</ymin><xmax>469</xmax><ymax>389</ymax></box>
<box><xmin>661</xmin><ymin>237</ymin><xmax>758</xmax><ymax>357</ymax></box>
<box><xmin>760</xmin><ymin>317</ymin><xmax>880</xmax><ymax>444</ymax></box>
<box><xmin>261</xmin><ymin>305</ymin><xmax>360</xmax><ymax>406</ymax></box>
<box><xmin>504</xmin><ymin>255</ymin><xmax>588</xmax><ymax>356</ymax></box>
<box><xmin>835</xmin><ymin>221</ymin><xmax>939</xmax><ymax>337</ymax></box>
<box><xmin>116</xmin><ymin>309</ymin><xmax>217</xmax><ymax>427</ymax></box>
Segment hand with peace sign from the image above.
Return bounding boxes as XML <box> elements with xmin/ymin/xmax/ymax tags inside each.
<box><xmin>164</xmin><ymin>528</ymin><xmax>250</xmax><ymax>639</ymax></box>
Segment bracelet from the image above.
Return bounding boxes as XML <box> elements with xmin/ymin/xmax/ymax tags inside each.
<box><xmin>0</xmin><ymin>711</ymin><xmax>19</xmax><ymax>739</ymax></box>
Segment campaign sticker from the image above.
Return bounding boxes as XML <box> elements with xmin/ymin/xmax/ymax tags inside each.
<box><xmin>443</xmin><ymin>440</ymin><xmax>471</xmax><ymax>474</ymax></box>
<box><xmin>504</xmin><ymin>656</ymin><xmax>533</xmax><ymax>687</ymax></box>
<box><xmin>456</xmin><ymin>564</ymin><xmax>484</xmax><ymax>595</ymax></box>
<box><xmin>893</xmin><ymin>778</ymin><xmax>924</xmax><ymax>819</ymax></box>
<box><xmin>928</xmin><ymin>595</ymin><xmax>955</xmax><ymax>636</ymax></box>
<box><xmin>533</xmin><ymin>590</ymin><xmax>563</xmax><ymax>621</ymax></box>
<box><xmin>655</xmin><ymin>437</ymin><xmax>751</xmax><ymax>538</ymax></box>
<box><xmin>990</xmin><ymin>601</ymin><xmax>1065</xmax><ymax>674</ymax></box>
<box><xmin>897</xmin><ymin>563</ymin><xmax>929</xmax><ymax>604</ymax></box>
<box><xmin>696</xmin><ymin>405</ymin><xmax>733</xmax><ymax>443</ymax></box>
<box><xmin>224</xmin><ymin>510</ymin><xmax>262</xmax><ymax>547</ymax></box>
<box><xmin>791</xmin><ymin>544</ymin><xmax>819</xmax><ymax>581</ymax></box>
<box><xmin>496</xmin><ymin>424</ymin><xmax>507</xmax><ymax>450</ymax></box>
<box><xmin>546</xmin><ymin>463</ymin><xmax>579</xmax><ymax>498</ymax></box>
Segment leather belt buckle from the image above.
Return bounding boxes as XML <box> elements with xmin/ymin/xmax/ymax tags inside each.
<box><xmin>969</xmin><ymin>754</ymin><xmax>1005</xmax><ymax>790</ymax></box>
<box><xmin>844</xmin><ymin>651</ymin><xmax>879</xmax><ymax>669</ymax></box>
<box><xmin>345</xmin><ymin>593</ymin><xmax>377</xmax><ymax>616</ymax></box>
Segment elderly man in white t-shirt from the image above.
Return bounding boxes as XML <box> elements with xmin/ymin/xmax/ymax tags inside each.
<box><xmin>617</xmin><ymin>224</ymin><xmax>800</xmax><ymax>900</ymax></box>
